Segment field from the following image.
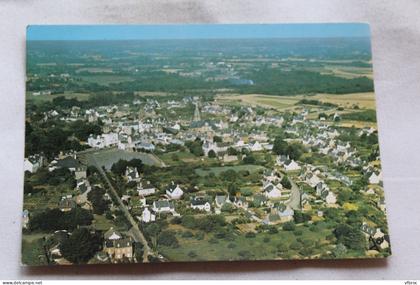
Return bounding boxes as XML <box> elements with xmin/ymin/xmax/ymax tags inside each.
<box><xmin>21</xmin><ymin>234</ymin><xmax>48</xmax><ymax>265</ymax></box>
<box><xmin>80</xmin><ymin>75</ymin><xmax>135</xmax><ymax>86</ymax></box>
<box><xmin>85</xmin><ymin>148</ymin><xmax>165</xmax><ymax>169</ymax></box>
<box><xmin>216</xmin><ymin>92</ymin><xmax>376</xmax><ymax>111</ymax></box>
<box><xmin>26</xmin><ymin>92</ymin><xmax>92</xmax><ymax>102</ymax></box>
<box><xmin>159</xmin><ymin>223</ymin><xmax>333</xmax><ymax>261</ymax></box>
<box><xmin>216</xmin><ymin>94</ymin><xmax>300</xmax><ymax>110</ymax></box>
<box><xmin>195</xmin><ymin>164</ymin><xmax>265</xmax><ymax>177</ymax></box>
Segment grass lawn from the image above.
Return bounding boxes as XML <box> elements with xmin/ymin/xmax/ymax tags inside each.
<box><xmin>80</xmin><ymin>75</ymin><xmax>135</xmax><ymax>86</ymax></box>
<box><xmin>26</xmin><ymin>92</ymin><xmax>92</xmax><ymax>102</ymax></box>
<box><xmin>86</xmin><ymin>148</ymin><xmax>165</xmax><ymax>169</ymax></box>
<box><xmin>92</xmin><ymin>214</ymin><xmax>117</xmax><ymax>231</ymax></box>
<box><xmin>21</xmin><ymin>235</ymin><xmax>48</xmax><ymax>266</ymax></box>
<box><xmin>158</xmin><ymin>223</ymin><xmax>333</xmax><ymax>262</ymax></box>
<box><xmin>195</xmin><ymin>164</ymin><xmax>265</xmax><ymax>177</ymax></box>
<box><xmin>158</xmin><ymin>151</ymin><xmax>196</xmax><ymax>166</ymax></box>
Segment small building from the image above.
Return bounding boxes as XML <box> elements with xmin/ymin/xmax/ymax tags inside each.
<box><xmin>103</xmin><ymin>228</ymin><xmax>133</xmax><ymax>262</ymax></box>
<box><xmin>24</xmin><ymin>154</ymin><xmax>44</xmax><ymax>173</ymax></box>
<box><xmin>166</xmin><ymin>182</ymin><xmax>184</xmax><ymax>200</ymax></box>
<box><xmin>190</xmin><ymin>197</ymin><xmax>211</xmax><ymax>212</ymax></box>
<box><xmin>284</xmin><ymin>160</ymin><xmax>301</xmax><ymax>172</ymax></box>
<box><xmin>325</xmin><ymin>191</ymin><xmax>337</xmax><ymax>205</ymax></box>
<box><xmin>74</xmin><ymin>166</ymin><xmax>87</xmax><ymax>180</ymax></box>
<box><xmin>152</xmin><ymin>200</ymin><xmax>175</xmax><ymax>213</ymax></box>
<box><xmin>125</xmin><ymin>166</ymin><xmax>140</xmax><ymax>182</ymax></box>
<box><xmin>233</xmin><ymin>197</ymin><xmax>248</xmax><ymax>209</ymax></box>
<box><xmin>136</xmin><ymin>182</ymin><xmax>156</xmax><ymax>197</ymax></box>
<box><xmin>215</xmin><ymin>195</ymin><xmax>230</xmax><ymax>208</ymax></box>
<box><xmin>141</xmin><ymin>207</ymin><xmax>156</xmax><ymax>223</ymax></box>
<box><xmin>58</xmin><ymin>197</ymin><xmax>76</xmax><ymax>212</ymax></box>
<box><xmin>369</xmin><ymin>171</ymin><xmax>382</xmax><ymax>185</ymax></box>
<box><xmin>263</xmin><ymin>183</ymin><xmax>283</xmax><ymax>199</ymax></box>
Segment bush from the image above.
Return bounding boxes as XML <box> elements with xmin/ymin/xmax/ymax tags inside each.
<box><xmin>268</xmin><ymin>226</ymin><xmax>279</xmax><ymax>234</ymax></box>
<box><xmin>289</xmin><ymin>241</ymin><xmax>302</xmax><ymax>251</ymax></box>
<box><xmin>158</xmin><ymin>230</ymin><xmax>179</xmax><ymax>248</ymax></box>
<box><xmin>181</xmin><ymin>231</ymin><xmax>194</xmax><ymax>238</ymax></box>
<box><xmin>245</xmin><ymin>232</ymin><xmax>256</xmax><ymax>238</ymax></box>
<box><xmin>294</xmin><ymin>229</ymin><xmax>303</xmax><ymax>236</ymax></box>
<box><xmin>283</xmin><ymin>221</ymin><xmax>296</xmax><ymax>231</ymax></box>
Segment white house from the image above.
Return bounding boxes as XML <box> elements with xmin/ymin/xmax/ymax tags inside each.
<box><xmin>325</xmin><ymin>191</ymin><xmax>337</xmax><ymax>205</ymax></box>
<box><xmin>369</xmin><ymin>171</ymin><xmax>382</xmax><ymax>184</ymax></box>
<box><xmin>284</xmin><ymin>160</ymin><xmax>301</xmax><ymax>171</ymax></box>
<box><xmin>24</xmin><ymin>154</ymin><xmax>43</xmax><ymax>173</ymax></box>
<box><xmin>277</xmin><ymin>205</ymin><xmax>294</xmax><ymax>222</ymax></box>
<box><xmin>166</xmin><ymin>182</ymin><xmax>184</xmax><ymax>200</ymax></box>
<box><xmin>190</xmin><ymin>197</ymin><xmax>211</xmax><ymax>212</ymax></box>
<box><xmin>214</xmin><ymin>195</ymin><xmax>230</xmax><ymax>208</ymax></box>
<box><xmin>125</xmin><ymin>167</ymin><xmax>140</xmax><ymax>182</ymax></box>
<box><xmin>307</xmin><ymin>173</ymin><xmax>323</xmax><ymax>188</ymax></box>
<box><xmin>263</xmin><ymin>183</ymin><xmax>283</xmax><ymax>199</ymax></box>
<box><xmin>152</xmin><ymin>200</ymin><xmax>175</xmax><ymax>213</ymax></box>
<box><xmin>88</xmin><ymin>132</ymin><xmax>119</xmax><ymax>149</ymax></box>
<box><xmin>249</xmin><ymin>141</ymin><xmax>263</xmax><ymax>152</ymax></box>
<box><xmin>233</xmin><ymin>197</ymin><xmax>248</xmax><ymax>209</ymax></box>
<box><xmin>141</xmin><ymin>207</ymin><xmax>156</xmax><ymax>223</ymax></box>
<box><xmin>137</xmin><ymin>182</ymin><xmax>156</xmax><ymax>197</ymax></box>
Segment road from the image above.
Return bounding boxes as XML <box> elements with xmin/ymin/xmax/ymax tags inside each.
<box><xmin>286</xmin><ymin>179</ymin><xmax>302</xmax><ymax>210</ymax></box>
<box><xmin>84</xmin><ymin>153</ymin><xmax>153</xmax><ymax>263</ymax></box>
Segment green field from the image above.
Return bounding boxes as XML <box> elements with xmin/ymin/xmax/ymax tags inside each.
<box><xmin>159</xmin><ymin>223</ymin><xmax>333</xmax><ymax>261</ymax></box>
<box><xmin>195</xmin><ymin>164</ymin><xmax>265</xmax><ymax>177</ymax></box>
<box><xmin>21</xmin><ymin>235</ymin><xmax>48</xmax><ymax>265</ymax></box>
<box><xmin>85</xmin><ymin>148</ymin><xmax>165</xmax><ymax>169</ymax></box>
<box><xmin>80</xmin><ymin>75</ymin><xmax>135</xmax><ymax>86</ymax></box>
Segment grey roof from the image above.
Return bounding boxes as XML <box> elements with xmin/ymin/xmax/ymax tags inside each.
<box><xmin>191</xmin><ymin>197</ymin><xmax>209</xmax><ymax>206</ymax></box>
<box><xmin>154</xmin><ymin>200</ymin><xmax>174</xmax><ymax>209</ymax></box>
<box><xmin>215</xmin><ymin>195</ymin><xmax>227</xmax><ymax>205</ymax></box>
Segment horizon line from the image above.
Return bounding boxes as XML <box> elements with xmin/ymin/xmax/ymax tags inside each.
<box><xmin>27</xmin><ymin>23</ymin><xmax>371</xmax><ymax>41</ymax></box>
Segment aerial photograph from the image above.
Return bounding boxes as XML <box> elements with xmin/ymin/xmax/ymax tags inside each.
<box><xmin>22</xmin><ymin>24</ymin><xmax>390</xmax><ymax>265</ymax></box>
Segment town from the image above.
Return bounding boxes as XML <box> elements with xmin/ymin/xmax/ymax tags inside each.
<box><xmin>22</xmin><ymin>36</ymin><xmax>390</xmax><ymax>265</ymax></box>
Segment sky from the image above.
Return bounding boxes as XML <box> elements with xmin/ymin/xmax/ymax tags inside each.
<box><xmin>27</xmin><ymin>23</ymin><xmax>370</xmax><ymax>41</ymax></box>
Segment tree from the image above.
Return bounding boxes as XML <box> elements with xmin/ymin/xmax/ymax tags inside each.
<box><xmin>128</xmin><ymin>159</ymin><xmax>144</xmax><ymax>172</ymax></box>
<box><xmin>242</xmin><ymin>155</ymin><xmax>256</xmax><ymax>164</ymax></box>
<box><xmin>59</xmin><ymin>228</ymin><xmax>102</xmax><ymax>264</ymax></box>
<box><xmin>273</xmin><ymin>136</ymin><xmax>288</xmax><ymax>155</ymax></box>
<box><xmin>221</xmin><ymin>203</ymin><xmax>234</xmax><ymax>213</ymax></box>
<box><xmin>294</xmin><ymin>211</ymin><xmax>311</xmax><ymax>224</ymax></box>
<box><xmin>227</xmin><ymin>147</ymin><xmax>238</xmax><ymax>156</ymax></box>
<box><xmin>334</xmin><ymin>224</ymin><xmax>366</xmax><ymax>251</ymax></box>
<box><xmin>111</xmin><ymin>159</ymin><xmax>129</xmax><ymax>176</ymax></box>
<box><xmin>208</xmin><ymin>149</ymin><xmax>216</xmax><ymax>158</ymax></box>
<box><xmin>268</xmin><ymin>226</ymin><xmax>279</xmax><ymax>234</ymax></box>
<box><xmin>144</xmin><ymin>223</ymin><xmax>162</xmax><ymax>250</ymax></box>
<box><xmin>87</xmin><ymin>187</ymin><xmax>110</xmax><ymax>215</ymax></box>
<box><xmin>228</xmin><ymin>183</ymin><xmax>239</xmax><ymax>196</ymax></box>
<box><xmin>283</xmin><ymin>221</ymin><xmax>296</xmax><ymax>231</ymax></box>
<box><xmin>287</xmin><ymin>143</ymin><xmax>304</xmax><ymax>160</ymax></box>
<box><xmin>158</xmin><ymin>230</ymin><xmax>179</xmax><ymax>248</ymax></box>
<box><xmin>280</xmin><ymin>175</ymin><xmax>292</xmax><ymax>189</ymax></box>
<box><xmin>213</xmin><ymin>136</ymin><xmax>222</xmax><ymax>143</ymax></box>
<box><xmin>30</xmin><ymin>207</ymin><xmax>93</xmax><ymax>232</ymax></box>
<box><xmin>186</xmin><ymin>139</ymin><xmax>204</xmax><ymax>156</ymax></box>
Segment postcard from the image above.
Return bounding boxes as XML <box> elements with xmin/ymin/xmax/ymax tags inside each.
<box><xmin>22</xmin><ymin>24</ymin><xmax>390</xmax><ymax>265</ymax></box>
